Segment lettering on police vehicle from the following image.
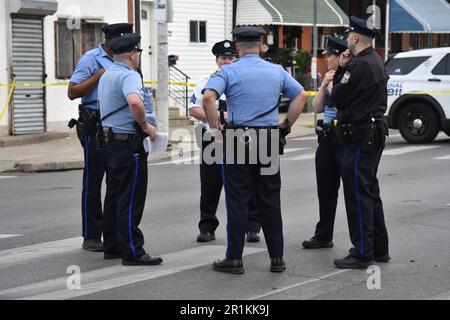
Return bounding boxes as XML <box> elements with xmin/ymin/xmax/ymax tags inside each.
<box><xmin>179</xmin><ymin>304</ymin><xmax>270</xmax><ymax>318</ymax></box>
<box><xmin>387</xmin><ymin>82</ymin><xmax>403</xmax><ymax>97</ymax></box>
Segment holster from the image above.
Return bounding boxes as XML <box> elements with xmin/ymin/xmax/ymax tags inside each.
<box><xmin>76</xmin><ymin>104</ymin><xmax>100</xmax><ymax>136</ymax></box>
<box><xmin>337</xmin><ymin>118</ymin><xmax>388</xmax><ymax>152</ymax></box>
<box><xmin>132</xmin><ymin>122</ymin><xmax>149</xmax><ymax>155</ymax></box>
<box><xmin>316</xmin><ymin>120</ymin><xmax>343</xmax><ymax>147</ymax></box>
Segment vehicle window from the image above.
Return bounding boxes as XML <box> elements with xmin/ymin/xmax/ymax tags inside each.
<box><xmin>386</xmin><ymin>56</ymin><xmax>430</xmax><ymax>75</ymax></box>
<box><xmin>431</xmin><ymin>54</ymin><xmax>450</xmax><ymax>75</ymax></box>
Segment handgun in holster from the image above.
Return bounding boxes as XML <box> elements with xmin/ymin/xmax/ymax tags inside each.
<box><xmin>77</xmin><ymin>104</ymin><xmax>99</xmax><ymax>135</ymax></box>
<box><xmin>132</xmin><ymin>122</ymin><xmax>149</xmax><ymax>155</ymax></box>
<box><xmin>279</xmin><ymin>125</ymin><xmax>291</xmax><ymax>155</ymax></box>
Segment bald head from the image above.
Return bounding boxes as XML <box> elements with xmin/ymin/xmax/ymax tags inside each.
<box><xmin>236</xmin><ymin>41</ymin><xmax>261</xmax><ymax>57</ymax></box>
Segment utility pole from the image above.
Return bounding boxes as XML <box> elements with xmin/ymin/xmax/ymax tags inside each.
<box><xmin>385</xmin><ymin>0</ymin><xmax>390</xmax><ymax>62</ymax></box>
<box><xmin>155</xmin><ymin>0</ymin><xmax>172</xmax><ymax>134</ymax></box>
<box><xmin>312</xmin><ymin>0</ymin><xmax>318</xmax><ymax>124</ymax></box>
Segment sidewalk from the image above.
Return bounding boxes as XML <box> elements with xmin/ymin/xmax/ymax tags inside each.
<box><xmin>0</xmin><ymin>113</ymin><xmax>317</xmax><ymax>173</ymax></box>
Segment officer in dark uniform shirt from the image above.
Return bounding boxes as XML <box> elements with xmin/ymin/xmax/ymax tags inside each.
<box><xmin>330</xmin><ymin>16</ymin><xmax>390</xmax><ymax>269</ymax></box>
<box><xmin>68</xmin><ymin>23</ymin><xmax>133</xmax><ymax>252</ymax></box>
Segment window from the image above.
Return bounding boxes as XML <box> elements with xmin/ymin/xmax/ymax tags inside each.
<box><xmin>432</xmin><ymin>54</ymin><xmax>450</xmax><ymax>76</ymax></box>
<box><xmin>386</xmin><ymin>56</ymin><xmax>430</xmax><ymax>75</ymax></box>
<box><xmin>190</xmin><ymin>20</ymin><xmax>207</xmax><ymax>43</ymax></box>
<box><xmin>55</xmin><ymin>19</ymin><xmax>105</xmax><ymax>79</ymax></box>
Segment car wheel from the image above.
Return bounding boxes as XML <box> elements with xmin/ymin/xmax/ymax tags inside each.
<box><xmin>398</xmin><ymin>103</ymin><xmax>440</xmax><ymax>144</ymax></box>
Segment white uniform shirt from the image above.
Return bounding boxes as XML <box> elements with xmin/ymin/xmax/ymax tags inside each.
<box><xmin>188</xmin><ymin>75</ymin><xmax>226</xmax><ymax>130</ymax></box>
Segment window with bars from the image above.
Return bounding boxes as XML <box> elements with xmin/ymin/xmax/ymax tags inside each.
<box><xmin>55</xmin><ymin>19</ymin><xmax>105</xmax><ymax>79</ymax></box>
<box><xmin>189</xmin><ymin>20</ymin><xmax>207</xmax><ymax>43</ymax></box>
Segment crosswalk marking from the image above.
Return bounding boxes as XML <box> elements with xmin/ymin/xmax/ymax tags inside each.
<box><xmin>383</xmin><ymin>146</ymin><xmax>441</xmax><ymax>156</ymax></box>
<box><xmin>283</xmin><ymin>153</ymin><xmax>316</xmax><ymax>161</ymax></box>
<box><xmin>434</xmin><ymin>154</ymin><xmax>450</xmax><ymax>160</ymax></box>
<box><xmin>0</xmin><ymin>237</ymin><xmax>83</xmax><ymax>269</ymax></box>
<box><xmin>283</xmin><ymin>148</ymin><xmax>311</xmax><ymax>154</ymax></box>
<box><xmin>0</xmin><ymin>245</ymin><xmax>266</xmax><ymax>300</ymax></box>
<box><xmin>0</xmin><ymin>234</ymin><xmax>21</xmax><ymax>240</ymax></box>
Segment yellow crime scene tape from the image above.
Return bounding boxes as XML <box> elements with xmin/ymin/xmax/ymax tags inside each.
<box><xmin>2</xmin><ymin>79</ymin><xmax>450</xmax><ymax>120</ymax></box>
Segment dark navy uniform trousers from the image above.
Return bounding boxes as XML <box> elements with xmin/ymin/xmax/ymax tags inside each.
<box><xmin>314</xmin><ymin>139</ymin><xmax>344</xmax><ymax>242</ymax></box>
<box><xmin>103</xmin><ymin>138</ymin><xmax>148</xmax><ymax>261</ymax></box>
<box><xmin>222</xmin><ymin>129</ymin><xmax>282</xmax><ymax>260</ymax></box>
<box><xmin>77</xmin><ymin>128</ymin><xmax>105</xmax><ymax>241</ymax></box>
<box><xmin>341</xmin><ymin>143</ymin><xmax>389</xmax><ymax>262</ymax></box>
<box><xmin>199</xmin><ymin>128</ymin><xmax>261</xmax><ymax>234</ymax></box>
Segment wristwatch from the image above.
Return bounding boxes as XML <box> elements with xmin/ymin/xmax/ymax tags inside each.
<box><xmin>283</xmin><ymin>118</ymin><xmax>291</xmax><ymax>129</ymax></box>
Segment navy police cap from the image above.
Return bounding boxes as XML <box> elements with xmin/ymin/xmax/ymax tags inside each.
<box><xmin>345</xmin><ymin>16</ymin><xmax>380</xmax><ymax>38</ymax></box>
<box><xmin>212</xmin><ymin>40</ymin><xmax>238</xmax><ymax>56</ymax></box>
<box><xmin>109</xmin><ymin>33</ymin><xmax>141</xmax><ymax>54</ymax></box>
<box><xmin>322</xmin><ymin>36</ymin><xmax>348</xmax><ymax>55</ymax></box>
<box><xmin>232</xmin><ymin>26</ymin><xmax>266</xmax><ymax>42</ymax></box>
<box><xmin>102</xmin><ymin>23</ymin><xmax>133</xmax><ymax>38</ymax></box>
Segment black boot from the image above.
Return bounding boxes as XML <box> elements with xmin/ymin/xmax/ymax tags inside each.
<box><xmin>334</xmin><ymin>255</ymin><xmax>374</xmax><ymax>269</ymax></box>
<box><xmin>270</xmin><ymin>258</ymin><xmax>286</xmax><ymax>273</ymax></box>
<box><xmin>197</xmin><ymin>232</ymin><xmax>216</xmax><ymax>243</ymax></box>
<box><xmin>212</xmin><ymin>258</ymin><xmax>244</xmax><ymax>274</ymax></box>
<box><xmin>302</xmin><ymin>237</ymin><xmax>334</xmax><ymax>249</ymax></box>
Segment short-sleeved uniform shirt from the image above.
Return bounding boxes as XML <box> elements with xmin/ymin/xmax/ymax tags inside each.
<box><xmin>98</xmin><ymin>61</ymin><xmax>151</xmax><ymax>134</ymax></box>
<box><xmin>323</xmin><ymin>89</ymin><xmax>337</xmax><ymax>124</ymax></box>
<box><xmin>188</xmin><ymin>74</ymin><xmax>226</xmax><ymax>130</ymax></box>
<box><xmin>203</xmin><ymin>54</ymin><xmax>303</xmax><ymax>127</ymax></box>
<box><xmin>70</xmin><ymin>43</ymin><xmax>114</xmax><ymax>110</ymax></box>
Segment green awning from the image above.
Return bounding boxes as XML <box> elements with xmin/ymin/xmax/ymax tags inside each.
<box><xmin>236</xmin><ymin>0</ymin><xmax>349</xmax><ymax>27</ymax></box>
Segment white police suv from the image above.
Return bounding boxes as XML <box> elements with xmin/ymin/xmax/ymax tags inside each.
<box><xmin>386</xmin><ymin>47</ymin><xmax>450</xmax><ymax>143</ymax></box>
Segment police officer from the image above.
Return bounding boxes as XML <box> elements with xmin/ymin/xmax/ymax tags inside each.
<box><xmin>303</xmin><ymin>37</ymin><xmax>348</xmax><ymax>249</ymax></box>
<box><xmin>330</xmin><ymin>16</ymin><xmax>390</xmax><ymax>269</ymax></box>
<box><xmin>98</xmin><ymin>33</ymin><xmax>162</xmax><ymax>266</ymax></box>
<box><xmin>189</xmin><ymin>40</ymin><xmax>261</xmax><ymax>243</ymax></box>
<box><xmin>68</xmin><ymin>23</ymin><xmax>133</xmax><ymax>252</ymax></box>
<box><xmin>203</xmin><ymin>27</ymin><xmax>308</xmax><ymax>274</ymax></box>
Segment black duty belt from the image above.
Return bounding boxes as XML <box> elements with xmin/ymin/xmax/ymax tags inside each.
<box><xmin>104</xmin><ymin>130</ymin><xmax>136</xmax><ymax>142</ymax></box>
<box><xmin>224</xmin><ymin>125</ymin><xmax>278</xmax><ymax>130</ymax></box>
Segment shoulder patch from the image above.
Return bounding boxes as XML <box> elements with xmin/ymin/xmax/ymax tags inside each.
<box><xmin>340</xmin><ymin>71</ymin><xmax>351</xmax><ymax>84</ymax></box>
<box><xmin>211</xmin><ymin>68</ymin><xmax>221</xmax><ymax>76</ymax></box>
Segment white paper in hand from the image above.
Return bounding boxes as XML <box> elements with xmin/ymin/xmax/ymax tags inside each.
<box><xmin>143</xmin><ymin>133</ymin><xmax>169</xmax><ymax>154</ymax></box>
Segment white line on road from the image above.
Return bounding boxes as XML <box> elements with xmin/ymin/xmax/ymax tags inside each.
<box><xmin>0</xmin><ymin>237</ymin><xmax>83</xmax><ymax>269</ymax></box>
<box><xmin>292</xmin><ymin>136</ymin><xmax>316</xmax><ymax>141</ymax></box>
<box><xmin>0</xmin><ymin>176</ymin><xmax>17</xmax><ymax>180</ymax></box>
<box><xmin>0</xmin><ymin>234</ymin><xmax>21</xmax><ymax>240</ymax></box>
<box><xmin>249</xmin><ymin>269</ymin><xmax>350</xmax><ymax>300</ymax></box>
<box><xmin>434</xmin><ymin>154</ymin><xmax>450</xmax><ymax>160</ymax></box>
<box><xmin>283</xmin><ymin>148</ymin><xmax>311</xmax><ymax>154</ymax></box>
<box><xmin>0</xmin><ymin>246</ymin><xmax>266</xmax><ymax>300</ymax></box>
<box><xmin>383</xmin><ymin>145</ymin><xmax>441</xmax><ymax>156</ymax></box>
<box><xmin>283</xmin><ymin>153</ymin><xmax>316</xmax><ymax>161</ymax></box>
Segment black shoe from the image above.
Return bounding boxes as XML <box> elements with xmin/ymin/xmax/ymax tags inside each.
<box><xmin>270</xmin><ymin>258</ymin><xmax>286</xmax><ymax>273</ymax></box>
<box><xmin>375</xmin><ymin>254</ymin><xmax>391</xmax><ymax>263</ymax></box>
<box><xmin>246</xmin><ymin>232</ymin><xmax>261</xmax><ymax>243</ymax></box>
<box><xmin>122</xmin><ymin>254</ymin><xmax>163</xmax><ymax>266</ymax></box>
<box><xmin>212</xmin><ymin>258</ymin><xmax>244</xmax><ymax>274</ymax></box>
<box><xmin>334</xmin><ymin>255</ymin><xmax>374</xmax><ymax>269</ymax></box>
<box><xmin>302</xmin><ymin>237</ymin><xmax>334</xmax><ymax>249</ymax></box>
<box><xmin>82</xmin><ymin>239</ymin><xmax>104</xmax><ymax>252</ymax></box>
<box><xmin>197</xmin><ymin>232</ymin><xmax>216</xmax><ymax>243</ymax></box>
<box><xmin>104</xmin><ymin>252</ymin><xmax>122</xmax><ymax>260</ymax></box>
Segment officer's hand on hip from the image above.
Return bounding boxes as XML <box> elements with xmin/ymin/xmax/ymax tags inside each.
<box><xmin>141</xmin><ymin>121</ymin><xmax>157</xmax><ymax>141</ymax></box>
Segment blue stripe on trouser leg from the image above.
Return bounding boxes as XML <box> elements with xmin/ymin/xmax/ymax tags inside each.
<box><xmin>83</xmin><ymin>135</ymin><xmax>89</xmax><ymax>238</ymax></box>
<box><xmin>221</xmin><ymin>162</ymin><xmax>231</xmax><ymax>259</ymax></box>
<box><xmin>128</xmin><ymin>152</ymin><xmax>139</xmax><ymax>260</ymax></box>
<box><xmin>354</xmin><ymin>145</ymin><xmax>364</xmax><ymax>259</ymax></box>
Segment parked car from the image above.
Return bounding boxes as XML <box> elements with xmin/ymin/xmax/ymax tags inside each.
<box><xmin>386</xmin><ymin>47</ymin><xmax>450</xmax><ymax>143</ymax></box>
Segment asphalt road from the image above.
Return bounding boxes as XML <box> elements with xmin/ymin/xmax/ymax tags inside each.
<box><xmin>0</xmin><ymin>131</ymin><xmax>449</xmax><ymax>301</ymax></box>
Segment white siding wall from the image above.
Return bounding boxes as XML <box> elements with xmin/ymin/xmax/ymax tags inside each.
<box><xmin>168</xmin><ymin>0</ymin><xmax>233</xmax><ymax>99</ymax></box>
<box><xmin>0</xmin><ymin>3</ymin><xmax>10</xmax><ymax>135</ymax></box>
<box><xmin>44</xmin><ymin>0</ymin><xmax>128</xmax><ymax>132</ymax></box>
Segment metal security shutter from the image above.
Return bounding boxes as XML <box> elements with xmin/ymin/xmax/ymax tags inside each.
<box><xmin>11</xmin><ymin>16</ymin><xmax>45</xmax><ymax>135</ymax></box>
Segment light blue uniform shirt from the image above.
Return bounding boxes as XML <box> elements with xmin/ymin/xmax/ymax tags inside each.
<box><xmin>203</xmin><ymin>54</ymin><xmax>303</xmax><ymax>127</ymax></box>
<box><xmin>70</xmin><ymin>43</ymin><xmax>114</xmax><ymax>110</ymax></box>
<box><xmin>323</xmin><ymin>89</ymin><xmax>337</xmax><ymax>124</ymax></box>
<box><xmin>98</xmin><ymin>61</ymin><xmax>154</xmax><ymax>134</ymax></box>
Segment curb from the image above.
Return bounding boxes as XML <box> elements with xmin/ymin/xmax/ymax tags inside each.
<box><xmin>0</xmin><ymin>133</ymin><xmax>69</xmax><ymax>148</ymax></box>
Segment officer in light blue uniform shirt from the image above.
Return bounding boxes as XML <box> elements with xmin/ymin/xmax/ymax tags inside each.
<box><xmin>68</xmin><ymin>23</ymin><xmax>133</xmax><ymax>253</ymax></box>
<box><xmin>302</xmin><ymin>36</ymin><xmax>347</xmax><ymax>250</ymax></box>
<box><xmin>98</xmin><ymin>33</ymin><xmax>162</xmax><ymax>266</ymax></box>
<box><xmin>202</xmin><ymin>26</ymin><xmax>308</xmax><ymax>274</ymax></box>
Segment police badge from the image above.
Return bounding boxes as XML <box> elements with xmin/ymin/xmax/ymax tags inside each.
<box><xmin>340</xmin><ymin>71</ymin><xmax>351</xmax><ymax>84</ymax></box>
